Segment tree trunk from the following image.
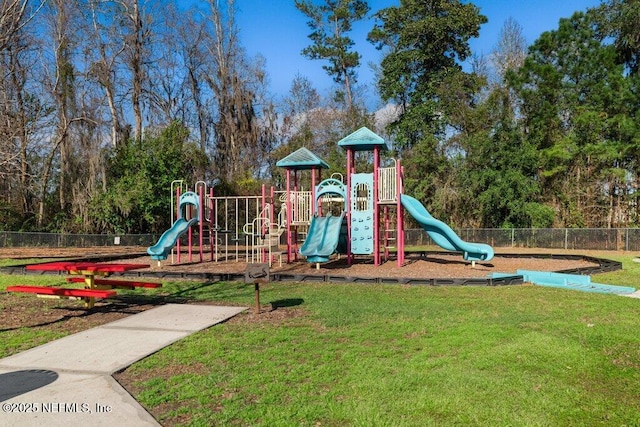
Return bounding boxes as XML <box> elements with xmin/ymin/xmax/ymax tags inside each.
<box><xmin>10</xmin><ymin>46</ymin><xmax>30</xmax><ymax>216</ymax></box>
<box><xmin>131</xmin><ymin>0</ymin><xmax>143</xmax><ymax>140</ymax></box>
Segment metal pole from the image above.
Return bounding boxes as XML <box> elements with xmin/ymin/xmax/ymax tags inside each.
<box><xmin>254</xmin><ymin>283</ymin><xmax>260</xmax><ymax>314</ymax></box>
<box><xmin>626</xmin><ymin>228</ymin><xmax>629</xmax><ymax>251</ymax></box>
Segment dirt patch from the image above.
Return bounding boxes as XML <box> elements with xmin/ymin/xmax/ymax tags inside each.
<box><xmin>0</xmin><ymin>246</ymin><xmax>145</xmax><ymax>259</ymax></box>
<box><xmin>123</xmin><ymin>249</ymin><xmax>602</xmax><ymax>279</ymax></box>
<box><xmin>0</xmin><ymin>246</ymin><xmax>152</xmax><ymax>348</ymax></box>
<box><xmin>0</xmin><ymin>294</ymin><xmax>158</xmax><ymax>358</ymax></box>
<box><xmin>0</xmin><ymin>246</ymin><xmax>608</xmax><ymax>277</ymax></box>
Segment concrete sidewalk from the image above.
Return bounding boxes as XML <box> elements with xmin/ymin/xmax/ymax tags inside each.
<box><xmin>0</xmin><ymin>304</ymin><xmax>246</xmax><ymax>426</ymax></box>
<box><xmin>624</xmin><ymin>290</ymin><xmax>640</xmax><ymax>298</ymax></box>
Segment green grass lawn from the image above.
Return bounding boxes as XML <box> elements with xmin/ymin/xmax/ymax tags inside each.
<box><xmin>0</xmin><ymin>258</ymin><xmax>56</xmax><ymax>267</ymax></box>
<box><xmin>1</xmin><ymin>254</ymin><xmax>640</xmax><ymax>426</ymax></box>
<box><xmin>119</xmin><ymin>254</ymin><xmax>640</xmax><ymax>426</ymax></box>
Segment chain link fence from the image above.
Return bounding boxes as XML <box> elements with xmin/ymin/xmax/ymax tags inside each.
<box><xmin>402</xmin><ymin>228</ymin><xmax>640</xmax><ymax>251</ymax></box>
<box><xmin>0</xmin><ymin>232</ymin><xmax>155</xmax><ymax>248</ymax></box>
<box><xmin>1</xmin><ymin>228</ymin><xmax>640</xmax><ymax>251</ymax></box>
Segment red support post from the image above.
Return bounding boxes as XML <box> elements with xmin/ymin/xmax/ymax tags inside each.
<box><xmin>261</xmin><ymin>183</ymin><xmax>267</xmax><ymax>263</ymax></box>
<box><xmin>398</xmin><ymin>171</ymin><xmax>403</xmax><ymax>266</ymax></box>
<box><xmin>311</xmin><ymin>167</ymin><xmax>317</xmax><ymax>215</ymax></box>
<box><xmin>346</xmin><ymin>148</ymin><xmax>353</xmax><ymax>265</ymax></box>
<box><xmin>176</xmin><ymin>186</ymin><xmax>181</xmax><ymax>263</ymax></box>
<box><xmin>188</xmin><ymin>199</ymin><xmax>193</xmax><ymax>262</ymax></box>
<box><xmin>270</xmin><ymin>186</ymin><xmax>275</xmax><ymax>229</ymax></box>
<box><xmin>293</xmin><ymin>171</ymin><xmax>299</xmax><ymax>260</ymax></box>
<box><xmin>199</xmin><ymin>185</ymin><xmax>204</xmax><ymax>262</ymax></box>
<box><xmin>373</xmin><ymin>146</ymin><xmax>380</xmax><ymax>266</ymax></box>
<box><xmin>209</xmin><ymin>187</ymin><xmax>215</xmax><ymax>261</ymax></box>
<box><xmin>271</xmin><ymin>186</ymin><xmax>276</xmax><ymax>265</ymax></box>
<box><xmin>286</xmin><ymin>169</ymin><xmax>292</xmax><ymax>263</ymax></box>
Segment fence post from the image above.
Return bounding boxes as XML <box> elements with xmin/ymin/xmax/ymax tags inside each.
<box><xmin>626</xmin><ymin>228</ymin><xmax>629</xmax><ymax>251</ymax></box>
<box><xmin>564</xmin><ymin>228</ymin><xmax>568</xmax><ymax>250</ymax></box>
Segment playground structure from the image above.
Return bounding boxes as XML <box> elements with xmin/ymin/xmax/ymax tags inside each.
<box><xmin>147</xmin><ymin>127</ymin><xmax>494</xmax><ymax>267</ymax></box>
<box><xmin>146</xmin><ymin>179</ymin><xmax>290</xmax><ymax>266</ymax></box>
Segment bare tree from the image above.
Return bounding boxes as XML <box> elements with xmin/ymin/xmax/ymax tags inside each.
<box><xmin>84</xmin><ymin>0</ymin><xmax>127</xmax><ymax>147</ymax></box>
<box><xmin>285</xmin><ymin>73</ymin><xmax>321</xmax><ymax>120</ymax></box>
<box><xmin>492</xmin><ymin>17</ymin><xmax>527</xmax><ymax>79</ymax></box>
<box><xmin>34</xmin><ymin>0</ymin><xmax>102</xmax><ymax>229</ymax></box>
<box><xmin>203</xmin><ymin>0</ymin><xmax>264</xmax><ymax>183</ymax></box>
<box><xmin>0</xmin><ymin>0</ymin><xmax>46</xmax><ymax>221</ymax></box>
<box><xmin>0</xmin><ymin>38</ymin><xmax>35</xmax><ymax>218</ymax></box>
<box><xmin>170</xmin><ymin>6</ymin><xmax>213</xmax><ymax>152</ymax></box>
<box><xmin>279</xmin><ymin>73</ymin><xmax>321</xmax><ymax>148</ymax></box>
<box><xmin>119</xmin><ymin>0</ymin><xmax>153</xmax><ymax>140</ymax></box>
<box><xmin>47</xmin><ymin>0</ymin><xmax>79</xmax><ymax>216</ymax></box>
<box><xmin>146</xmin><ymin>4</ymin><xmax>194</xmax><ymax>129</ymax></box>
<box><xmin>0</xmin><ymin>0</ymin><xmax>45</xmax><ymax>52</ymax></box>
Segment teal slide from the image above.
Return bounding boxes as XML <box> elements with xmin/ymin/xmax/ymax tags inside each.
<box><xmin>299</xmin><ymin>213</ymin><xmax>346</xmax><ymax>263</ymax></box>
<box><xmin>148</xmin><ymin>191</ymin><xmax>200</xmax><ymax>261</ymax></box>
<box><xmin>147</xmin><ymin>217</ymin><xmax>198</xmax><ymax>261</ymax></box>
<box><xmin>401</xmin><ymin>194</ymin><xmax>494</xmax><ymax>262</ymax></box>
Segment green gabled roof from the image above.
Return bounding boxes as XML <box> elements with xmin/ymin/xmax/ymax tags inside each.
<box><xmin>276</xmin><ymin>147</ymin><xmax>329</xmax><ymax>170</ymax></box>
<box><xmin>337</xmin><ymin>127</ymin><xmax>388</xmax><ymax>151</ymax></box>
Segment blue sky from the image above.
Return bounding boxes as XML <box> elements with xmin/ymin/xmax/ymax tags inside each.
<box><xmin>234</xmin><ymin>0</ymin><xmax>604</xmax><ymax>108</ymax></box>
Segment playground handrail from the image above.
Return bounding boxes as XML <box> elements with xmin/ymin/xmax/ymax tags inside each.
<box><xmin>241</xmin><ymin>203</ymin><xmax>286</xmax><ymax>265</ymax></box>
<box><xmin>242</xmin><ymin>204</ymin><xmax>270</xmax><ymax>236</ymax></box>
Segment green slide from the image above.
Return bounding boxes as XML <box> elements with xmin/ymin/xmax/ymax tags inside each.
<box><xmin>147</xmin><ymin>217</ymin><xmax>198</xmax><ymax>261</ymax></box>
<box><xmin>147</xmin><ymin>191</ymin><xmax>200</xmax><ymax>261</ymax></box>
<box><xmin>401</xmin><ymin>194</ymin><xmax>494</xmax><ymax>262</ymax></box>
<box><xmin>299</xmin><ymin>213</ymin><xmax>346</xmax><ymax>263</ymax></box>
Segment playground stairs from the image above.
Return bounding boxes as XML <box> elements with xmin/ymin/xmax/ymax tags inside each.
<box><xmin>256</xmin><ymin>235</ymin><xmax>284</xmax><ymax>267</ymax></box>
<box><xmin>243</xmin><ymin>203</ymin><xmax>287</xmax><ymax>266</ymax></box>
<box><xmin>0</xmin><ymin>304</ymin><xmax>246</xmax><ymax>427</ymax></box>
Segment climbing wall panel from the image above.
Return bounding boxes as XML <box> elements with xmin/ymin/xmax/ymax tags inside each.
<box><xmin>350</xmin><ymin>173</ymin><xmax>374</xmax><ymax>255</ymax></box>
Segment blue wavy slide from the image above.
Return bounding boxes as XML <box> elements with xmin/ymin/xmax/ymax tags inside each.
<box><xmin>401</xmin><ymin>194</ymin><xmax>494</xmax><ymax>262</ymax></box>
<box><xmin>299</xmin><ymin>213</ymin><xmax>346</xmax><ymax>263</ymax></box>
